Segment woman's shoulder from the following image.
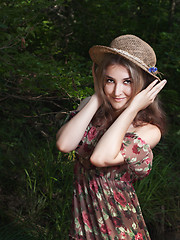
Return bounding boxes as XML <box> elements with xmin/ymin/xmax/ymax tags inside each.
<box><xmin>133</xmin><ymin>123</ymin><xmax>161</xmax><ymax>149</ymax></box>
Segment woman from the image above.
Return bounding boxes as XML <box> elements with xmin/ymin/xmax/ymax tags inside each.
<box><xmin>56</xmin><ymin>35</ymin><xmax>167</xmax><ymax>239</ymax></box>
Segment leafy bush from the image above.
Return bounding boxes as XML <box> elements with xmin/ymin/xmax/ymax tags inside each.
<box><xmin>0</xmin><ymin>0</ymin><xmax>180</xmax><ymax>239</ymax></box>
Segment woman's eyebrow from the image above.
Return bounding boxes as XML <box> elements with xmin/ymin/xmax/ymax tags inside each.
<box><xmin>105</xmin><ymin>75</ymin><xmax>132</xmax><ymax>80</ymax></box>
<box><xmin>105</xmin><ymin>75</ymin><xmax>114</xmax><ymax>79</ymax></box>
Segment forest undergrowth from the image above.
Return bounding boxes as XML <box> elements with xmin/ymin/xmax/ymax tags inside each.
<box><xmin>0</xmin><ymin>89</ymin><xmax>179</xmax><ymax>240</ymax></box>
<box><xmin>0</xmin><ymin>0</ymin><xmax>180</xmax><ymax>239</ymax></box>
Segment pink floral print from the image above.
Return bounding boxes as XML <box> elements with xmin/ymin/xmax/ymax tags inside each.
<box><xmin>66</xmin><ymin>111</ymin><xmax>152</xmax><ymax>239</ymax></box>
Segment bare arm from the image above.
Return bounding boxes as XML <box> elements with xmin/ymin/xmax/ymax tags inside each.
<box><xmin>90</xmin><ymin>79</ymin><xmax>167</xmax><ymax>167</ymax></box>
<box><xmin>56</xmin><ymin>64</ymin><xmax>102</xmax><ymax>153</ymax></box>
<box><xmin>56</xmin><ymin>94</ymin><xmax>101</xmax><ymax>153</ymax></box>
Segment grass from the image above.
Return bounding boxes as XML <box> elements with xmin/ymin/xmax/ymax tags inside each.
<box><xmin>0</xmin><ymin>112</ymin><xmax>179</xmax><ymax>240</ymax></box>
<box><xmin>0</xmin><ymin>113</ymin><xmax>75</xmax><ymax>239</ymax></box>
<box><xmin>22</xmin><ymin>145</ymin><xmax>75</xmax><ymax>239</ymax></box>
<box><xmin>135</xmin><ymin>134</ymin><xmax>180</xmax><ymax>238</ymax></box>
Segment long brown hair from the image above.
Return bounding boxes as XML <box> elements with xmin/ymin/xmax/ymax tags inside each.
<box><xmin>92</xmin><ymin>53</ymin><xmax>166</xmax><ymax>135</ymax></box>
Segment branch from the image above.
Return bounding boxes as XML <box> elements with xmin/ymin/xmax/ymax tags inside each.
<box><xmin>0</xmin><ymin>96</ymin><xmax>9</xmax><ymax>102</ymax></box>
<box><xmin>23</xmin><ymin>111</ymin><xmax>59</xmax><ymax>118</ymax></box>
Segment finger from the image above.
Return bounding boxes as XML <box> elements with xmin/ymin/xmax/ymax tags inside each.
<box><xmin>149</xmin><ymin>80</ymin><xmax>167</xmax><ymax>98</ymax></box>
<box><xmin>145</xmin><ymin>79</ymin><xmax>159</xmax><ymax>91</ymax></box>
<box><xmin>150</xmin><ymin>79</ymin><xmax>167</xmax><ymax>93</ymax></box>
<box><xmin>146</xmin><ymin>79</ymin><xmax>166</xmax><ymax>94</ymax></box>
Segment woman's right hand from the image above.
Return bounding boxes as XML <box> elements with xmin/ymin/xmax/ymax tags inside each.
<box><xmin>129</xmin><ymin>79</ymin><xmax>167</xmax><ymax>112</ymax></box>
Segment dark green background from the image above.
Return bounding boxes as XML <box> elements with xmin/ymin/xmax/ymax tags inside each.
<box><xmin>0</xmin><ymin>0</ymin><xmax>179</xmax><ymax>239</ymax></box>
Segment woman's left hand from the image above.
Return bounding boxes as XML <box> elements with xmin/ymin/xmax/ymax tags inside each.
<box><xmin>129</xmin><ymin>79</ymin><xmax>167</xmax><ymax>112</ymax></box>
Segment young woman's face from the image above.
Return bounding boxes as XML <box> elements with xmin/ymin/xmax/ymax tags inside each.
<box><xmin>104</xmin><ymin>64</ymin><xmax>132</xmax><ymax>111</ymax></box>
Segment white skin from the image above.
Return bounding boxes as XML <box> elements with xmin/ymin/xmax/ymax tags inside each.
<box><xmin>56</xmin><ymin>63</ymin><xmax>167</xmax><ymax>167</ymax></box>
<box><xmin>104</xmin><ymin>64</ymin><xmax>132</xmax><ymax>115</ymax></box>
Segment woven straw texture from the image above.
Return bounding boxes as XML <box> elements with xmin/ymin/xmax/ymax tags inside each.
<box><xmin>89</xmin><ymin>35</ymin><xmax>160</xmax><ymax>80</ymax></box>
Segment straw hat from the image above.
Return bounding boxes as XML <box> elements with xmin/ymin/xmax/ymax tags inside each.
<box><xmin>89</xmin><ymin>34</ymin><xmax>160</xmax><ymax>80</ymax></box>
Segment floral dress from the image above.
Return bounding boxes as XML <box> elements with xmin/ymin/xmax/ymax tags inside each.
<box><xmin>67</xmin><ymin>112</ymin><xmax>153</xmax><ymax>240</ymax></box>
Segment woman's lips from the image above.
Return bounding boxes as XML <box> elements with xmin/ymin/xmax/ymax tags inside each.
<box><xmin>113</xmin><ymin>97</ymin><xmax>126</xmax><ymax>102</ymax></box>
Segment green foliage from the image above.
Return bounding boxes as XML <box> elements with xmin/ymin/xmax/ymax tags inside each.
<box><xmin>135</xmin><ymin>152</ymin><xmax>180</xmax><ymax>238</ymax></box>
<box><xmin>0</xmin><ymin>0</ymin><xmax>180</xmax><ymax>239</ymax></box>
<box><xmin>0</xmin><ymin>223</ymin><xmax>39</xmax><ymax>240</ymax></box>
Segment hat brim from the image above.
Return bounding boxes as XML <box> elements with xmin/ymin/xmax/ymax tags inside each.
<box><xmin>89</xmin><ymin>45</ymin><xmax>160</xmax><ymax>81</ymax></box>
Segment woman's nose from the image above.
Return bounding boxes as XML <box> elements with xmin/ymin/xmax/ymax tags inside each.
<box><xmin>114</xmin><ymin>83</ymin><xmax>123</xmax><ymax>96</ymax></box>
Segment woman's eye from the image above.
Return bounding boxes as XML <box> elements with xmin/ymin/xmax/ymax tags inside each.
<box><xmin>106</xmin><ymin>78</ymin><xmax>114</xmax><ymax>83</ymax></box>
<box><xmin>124</xmin><ymin>79</ymin><xmax>132</xmax><ymax>84</ymax></box>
